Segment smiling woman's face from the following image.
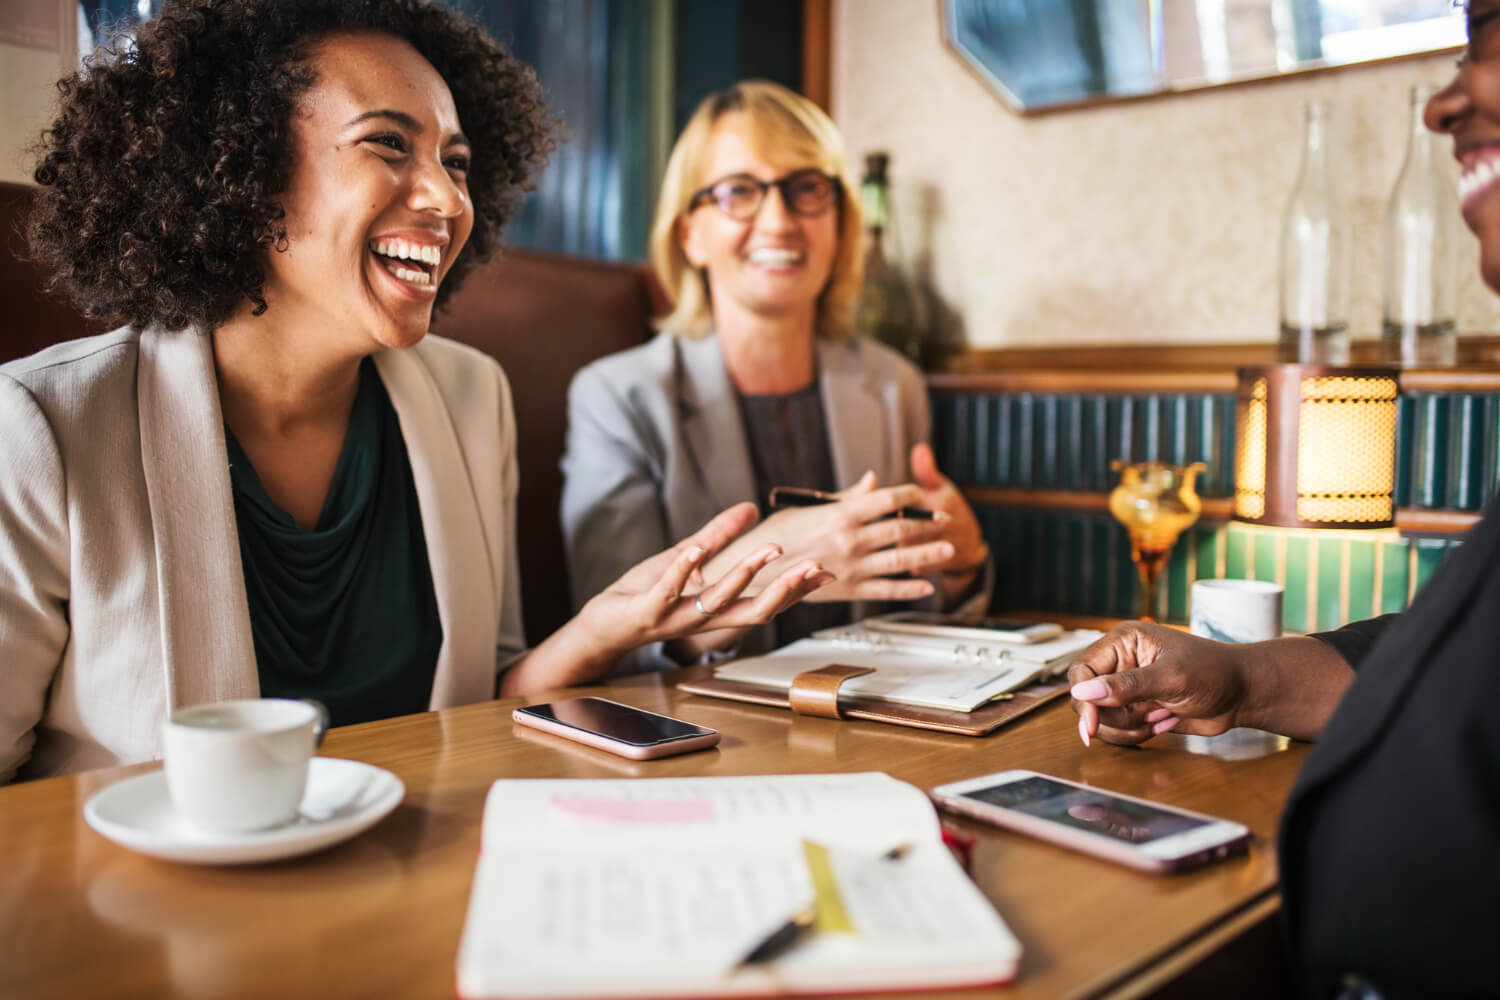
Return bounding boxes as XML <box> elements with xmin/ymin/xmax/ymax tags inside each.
<box><xmin>676</xmin><ymin>113</ymin><xmax>840</xmax><ymax>332</ymax></box>
<box><xmin>1427</xmin><ymin>1</ymin><xmax>1500</xmax><ymax>294</ymax></box>
<box><xmin>262</xmin><ymin>31</ymin><xmax>474</xmax><ymax>353</ymax></box>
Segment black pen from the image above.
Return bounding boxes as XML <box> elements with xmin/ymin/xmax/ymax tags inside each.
<box><xmin>768</xmin><ymin>486</ymin><xmax>944</xmax><ymax>522</ymax></box>
<box><xmin>731</xmin><ymin>842</ymin><xmax>913</xmax><ymax>971</ymax></box>
<box><xmin>732</xmin><ymin>904</ymin><xmax>816</xmax><ymax>969</ymax></box>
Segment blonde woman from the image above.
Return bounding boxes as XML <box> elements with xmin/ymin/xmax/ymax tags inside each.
<box><xmin>562</xmin><ymin>81</ymin><xmax>990</xmax><ymax>670</ymax></box>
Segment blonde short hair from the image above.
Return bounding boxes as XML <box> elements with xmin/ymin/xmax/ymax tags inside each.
<box><xmin>649</xmin><ymin>80</ymin><xmax>864</xmax><ymax>339</ymax></box>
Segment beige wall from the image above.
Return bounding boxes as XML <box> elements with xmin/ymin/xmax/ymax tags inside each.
<box><xmin>832</xmin><ymin>0</ymin><xmax>1500</xmax><ymax>350</ymax></box>
<box><xmin>2</xmin><ymin>43</ymin><xmax>63</xmax><ymax>185</ymax></box>
<box><xmin>1</xmin><ymin>3</ymin><xmax>75</xmax><ymax>186</ymax></box>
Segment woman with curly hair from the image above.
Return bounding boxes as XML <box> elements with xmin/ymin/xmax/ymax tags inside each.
<box><xmin>0</xmin><ymin>0</ymin><xmax>831</xmax><ymax>783</ymax></box>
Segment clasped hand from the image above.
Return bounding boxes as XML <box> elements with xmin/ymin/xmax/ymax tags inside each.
<box><xmin>699</xmin><ymin>444</ymin><xmax>987</xmax><ymax>605</ymax></box>
<box><xmin>577</xmin><ymin>501</ymin><xmax>834</xmax><ymax>649</ymax></box>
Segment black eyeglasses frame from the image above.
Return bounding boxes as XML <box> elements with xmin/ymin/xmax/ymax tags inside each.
<box><xmin>686</xmin><ymin>169</ymin><xmax>842</xmax><ymax>220</ymax></box>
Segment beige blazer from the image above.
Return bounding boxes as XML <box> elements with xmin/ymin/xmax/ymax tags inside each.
<box><xmin>0</xmin><ymin>327</ymin><xmax>524</xmax><ymax>783</ymax></box>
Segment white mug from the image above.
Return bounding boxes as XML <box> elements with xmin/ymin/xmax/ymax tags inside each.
<box><xmin>164</xmin><ymin>698</ymin><xmax>329</xmax><ymax>833</ymax></box>
<box><xmin>1190</xmin><ymin>579</ymin><xmax>1283</xmax><ymax>644</ymax></box>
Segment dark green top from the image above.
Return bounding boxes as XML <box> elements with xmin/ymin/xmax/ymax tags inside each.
<box><xmin>736</xmin><ymin>382</ymin><xmax>850</xmax><ymax>646</ymax></box>
<box><xmin>225</xmin><ymin>358</ymin><xmax>443</xmax><ymax>727</ymax></box>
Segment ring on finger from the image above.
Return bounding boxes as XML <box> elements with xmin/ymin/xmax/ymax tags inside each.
<box><xmin>693</xmin><ymin>595</ymin><xmax>714</xmax><ymax>618</ymax></box>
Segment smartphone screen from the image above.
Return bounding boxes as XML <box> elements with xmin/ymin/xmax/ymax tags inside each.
<box><xmin>958</xmin><ymin>776</ymin><xmax>1210</xmax><ymax>845</ymax></box>
<box><xmin>516</xmin><ymin>698</ymin><xmax>713</xmax><ymax>747</ymax></box>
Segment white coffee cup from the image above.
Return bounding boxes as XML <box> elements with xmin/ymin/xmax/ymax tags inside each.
<box><xmin>164</xmin><ymin>698</ymin><xmax>329</xmax><ymax>833</ymax></box>
<box><xmin>1190</xmin><ymin>579</ymin><xmax>1284</xmax><ymax>644</ymax></box>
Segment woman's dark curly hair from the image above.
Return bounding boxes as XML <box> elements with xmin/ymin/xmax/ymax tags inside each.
<box><xmin>29</xmin><ymin>0</ymin><xmax>555</xmax><ymax>331</ymax></box>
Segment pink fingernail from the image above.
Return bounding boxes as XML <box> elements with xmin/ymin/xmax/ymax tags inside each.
<box><xmin>1078</xmin><ymin>716</ymin><xmax>1091</xmax><ymax>747</ymax></box>
<box><xmin>759</xmin><ymin>545</ymin><xmax>782</xmax><ymax>565</ymax></box>
<box><xmin>933</xmin><ymin>511</ymin><xmax>952</xmax><ymax>522</ymax></box>
<box><xmin>1071</xmin><ymin>678</ymin><xmax>1109</xmax><ymax>702</ymax></box>
<box><xmin>685</xmin><ymin>545</ymin><xmax>705</xmax><ymax>563</ymax></box>
<box><xmin>939</xmin><ymin>542</ymin><xmax>955</xmax><ymax>558</ymax></box>
<box><xmin>1145</xmin><ymin>707</ymin><xmax>1172</xmax><ymax>724</ymax></box>
<box><xmin>1153</xmin><ymin>717</ymin><xmax>1180</xmax><ymax>735</ymax></box>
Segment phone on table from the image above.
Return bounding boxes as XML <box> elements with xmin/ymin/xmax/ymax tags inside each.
<box><xmin>929</xmin><ymin>770</ymin><xmax>1251</xmax><ymax>874</ymax></box>
<box><xmin>865</xmin><ymin>611</ymin><xmax>1063</xmax><ymax>644</ymax></box>
<box><xmin>511</xmin><ymin>697</ymin><xmax>721</xmax><ymax>760</ymax></box>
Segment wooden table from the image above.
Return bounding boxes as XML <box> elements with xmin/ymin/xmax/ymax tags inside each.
<box><xmin>0</xmin><ymin>669</ymin><xmax>1308</xmax><ymax>999</ymax></box>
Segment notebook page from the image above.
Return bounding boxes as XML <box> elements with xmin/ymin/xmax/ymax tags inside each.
<box><xmin>478</xmin><ymin>772</ymin><xmax>940</xmax><ymax>852</ymax></box>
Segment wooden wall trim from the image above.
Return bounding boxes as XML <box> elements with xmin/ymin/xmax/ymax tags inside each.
<box><xmin>1395</xmin><ymin>369</ymin><xmax>1500</xmax><ymax>393</ymax></box>
<box><xmin>929</xmin><ymin>365</ymin><xmax>1500</xmax><ymax>394</ymax></box>
<box><xmin>928</xmin><ymin>370</ymin><xmax>1239</xmax><ymax>393</ymax></box>
<box><xmin>962</xmin><ymin>488</ymin><xmax>1234</xmax><ymax>522</ymax></box>
<box><xmin>937</xmin><ymin>334</ymin><xmax>1500</xmax><ymax>380</ymax></box>
<box><xmin>938</xmin><ymin>342</ymin><xmax>1280</xmax><ymax>373</ymax></box>
<box><xmin>801</xmin><ymin>0</ymin><xmax>831</xmax><ymax>110</ymax></box>
<box><xmin>1394</xmin><ymin>509</ymin><xmax>1481</xmax><ymax>534</ymax></box>
<box><xmin>962</xmin><ymin>487</ymin><xmax>1480</xmax><ymax>537</ymax></box>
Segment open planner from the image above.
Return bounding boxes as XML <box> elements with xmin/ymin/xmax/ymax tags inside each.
<box><xmin>679</xmin><ymin>620</ymin><xmax>1101</xmax><ymax>736</ymax></box>
<box><xmin>455</xmin><ymin>773</ymin><xmax>1021</xmax><ymax>999</ymax></box>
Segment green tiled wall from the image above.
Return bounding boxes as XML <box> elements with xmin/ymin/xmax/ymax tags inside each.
<box><xmin>931</xmin><ymin>391</ymin><xmax>1238</xmax><ymax>497</ymax></box>
<box><xmin>984</xmin><ymin>512</ymin><xmax>1459</xmax><ymax>632</ymax></box>
<box><xmin>935</xmin><ymin>386</ymin><xmax>1482</xmax><ymax>629</ymax></box>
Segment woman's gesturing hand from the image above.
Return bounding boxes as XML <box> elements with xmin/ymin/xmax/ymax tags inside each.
<box><xmin>577</xmin><ymin>501</ymin><xmax>834</xmax><ymax>650</ymax></box>
<box><xmin>503</xmin><ymin>502</ymin><xmax>834</xmax><ymax>696</ymax></box>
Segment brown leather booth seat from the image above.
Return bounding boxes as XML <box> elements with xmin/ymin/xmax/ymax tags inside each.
<box><xmin>432</xmin><ymin>249</ymin><xmax>658</xmax><ymax>641</ymax></box>
<box><xmin>1</xmin><ymin>180</ymin><xmax>656</xmax><ymax>648</ymax></box>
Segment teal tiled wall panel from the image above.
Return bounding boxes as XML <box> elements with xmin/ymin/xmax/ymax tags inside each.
<box><xmin>980</xmin><ymin>513</ymin><xmax>1457</xmax><ymax>631</ymax></box>
<box><xmin>930</xmin><ymin>390</ymin><xmax>1238</xmax><ymax>498</ymax></box>
<box><xmin>931</xmin><ymin>386</ymin><xmax>1478</xmax><ymax>627</ymax></box>
<box><xmin>938</xmin><ymin>387</ymin><xmax>1500</xmax><ymax>513</ymax></box>
<box><xmin>1392</xmin><ymin>391</ymin><xmax>1500</xmax><ymax>512</ymax></box>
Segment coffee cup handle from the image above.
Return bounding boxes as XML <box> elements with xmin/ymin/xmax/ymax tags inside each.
<box><xmin>300</xmin><ymin>699</ymin><xmax>331</xmax><ymax>748</ymax></box>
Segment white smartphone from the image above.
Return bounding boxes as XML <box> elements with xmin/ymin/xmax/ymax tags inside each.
<box><xmin>864</xmin><ymin>611</ymin><xmax>1064</xmax><ymax>644</ymax></box>
<box><xmin>930</xmin><ymin>770</ymin><xmax>1252</xmax><ymax>874</ymax></box>
<box><xmin>511</xmin><ymin>697</ymin><xmax>721</xmax><ymax>760</ymax></box>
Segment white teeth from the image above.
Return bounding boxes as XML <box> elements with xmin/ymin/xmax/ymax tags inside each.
<box><xmin>749</xmin><ymin>248</ymin><xmax>803</xmax><ymax>266</ymax></box>
<box><xmin>390</xmin><ymin>265</ymin><xmax>432</xmax><ymax>286</ymax></box>
<box><xmin>370</xmin><ymin>238</ymin><xmax>442</xmax><ymax>266</ymax></box>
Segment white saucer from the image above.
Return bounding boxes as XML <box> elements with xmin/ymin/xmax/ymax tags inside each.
<box><xmin>84</xmin><ymin>756</ymin><xmax>404</xmax><ymax>865</ymax></box>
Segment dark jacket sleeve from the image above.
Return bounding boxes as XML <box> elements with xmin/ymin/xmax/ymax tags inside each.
<box><xmin>1309</xmin><ymin>614</ymin><xmax>1400</xmax><ymax>670</ymax></box>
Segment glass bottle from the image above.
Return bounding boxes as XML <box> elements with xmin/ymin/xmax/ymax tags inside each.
<box><xmin>1381</xmin><ymin>84</ymin><xmax>1459</xmax><ymax>367</ymax></box>
<box><xmin>1279</xmin><ymin>100</ymin><xmax>1350</xmax><ymax>365</ymax></box>
<box><xmin>855</xmin><ymin>152</ymin><xmax>922</xmax><ymax>363</ymax></box>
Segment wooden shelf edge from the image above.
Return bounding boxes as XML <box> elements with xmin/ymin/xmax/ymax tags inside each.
<box><xmin>960</xmin><ymin>487</ymin><xmax>1234</xmax><ymax>521</ymax></box>
<box><xmin>927</xmin><ymin>370</ymin><xmax>1240</xmax><ymax>393</ymax></box>
<box><xmin>962</xmin><ymin>489</ymin><xmax>1483</xmax><ymax>536</ymax></box>
<box><xmin>1394</xmin><ymin>508</ymin><xmax>1481</xmax><ymax>534</ymax></box>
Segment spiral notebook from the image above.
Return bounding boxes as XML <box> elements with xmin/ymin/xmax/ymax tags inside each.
<box><xmin>455</xmin><ymin>774</ymin><xmax>1021</xmax><ymax>998</ymax></box>
<box><xmin>678</xmin><ymin>621</ymin><xmax>1101</xmax><ymax>736</ymax></box>
<box><xmin>710</xmin><ymin>622</ymin><xmax>1100</xmax><ymax>713</ymax></box>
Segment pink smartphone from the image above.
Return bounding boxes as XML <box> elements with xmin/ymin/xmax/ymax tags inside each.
<box><xmin>930</xmin><ymin>770</ymin><xmax>1251</xmax><ymax>874</ymax></box>
<box><xmin>511</xmin><ymin>697</ymin><xmax>721</xmax><ymax>760</ymax></box>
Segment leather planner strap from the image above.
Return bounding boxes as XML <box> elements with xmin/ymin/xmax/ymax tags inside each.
<box><xmin>787</xmin><ymin>665</ymin><xmax>877</xmax><ymax>719</ymax></box>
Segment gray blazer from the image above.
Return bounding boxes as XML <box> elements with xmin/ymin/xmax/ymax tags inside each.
<box><xmin>561</xmin><ymin>331</ymin><xmax>953</xmax><ymax>670</ymax></box>
<box><xmin>0</xmin><ymin>327</ymin><xmax>525</xmax><ymax>782</ymax></box>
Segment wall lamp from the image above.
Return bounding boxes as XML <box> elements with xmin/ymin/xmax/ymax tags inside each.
<box><xmin>1232</xmin><ymin>365</ymin><xmax>1399</xmax><ymax>529</ymax></box>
